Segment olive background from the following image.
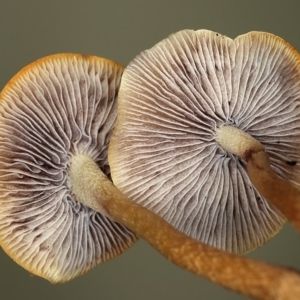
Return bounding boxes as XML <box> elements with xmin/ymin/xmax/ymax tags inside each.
<box><xmin>0</xmin><ymin>1</ymin><xmax>299</xmax><ymax>299</ymax></box>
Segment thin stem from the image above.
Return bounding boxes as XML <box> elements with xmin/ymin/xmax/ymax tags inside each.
<box><xmin>70</xmin><ymin>154</ymin><xmax>300</xmax><ymax>300</ymax></box>
<box><xmin>216</xmin><ymin>125</ymin><xmax>300</xmax><ymax>233</ymax></box>
<box><xmin>246</xmin><ymin>150</ymin><xmax>300</xmax><ymax>233</ymax></box>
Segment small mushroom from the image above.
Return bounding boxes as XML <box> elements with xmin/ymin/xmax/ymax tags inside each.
<box><xmin>0</xmin><ymin>54</ymin><xmax>137</xmax><ymax>283</ymax></box>
<box><xmin>109</xmin><ymin>30</ymin><xmax>300</xmax><ymax>254</ymax></box>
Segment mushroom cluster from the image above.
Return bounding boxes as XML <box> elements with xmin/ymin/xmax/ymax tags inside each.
<box><xmin>0</xmin><ymin>30</ymin><xmax>300</xmax><ymax>300</ymax></box>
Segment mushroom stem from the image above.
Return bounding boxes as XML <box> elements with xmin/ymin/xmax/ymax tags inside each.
<box><xmin>216</xmin><ymin>125</ymin><xmax>300</xmax><ymax>232</ymax></box>
<box><xmin>70</xmin><ymin>154</ymin><xmax>300</xmax><ymax>300</ymax></box>
<box><xmin>247</xmin><ymin>150</ymin><xmax>300</xmax><ymax>232</ymax></box>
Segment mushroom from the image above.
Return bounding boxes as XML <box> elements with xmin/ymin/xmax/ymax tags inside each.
<box><xmin>0</xmin><ymin>53</ymin><xmax>137</xmax><ymax>283</ymax></box>
<box><xmin>1</xmin><ymin>50</ymin><xmax>300</xmax><ymax>300</ymax></box>
<box><xmin>108</xmin><ymin>29</ymin><xmax>300</xmax><ymax>254</ymax></box>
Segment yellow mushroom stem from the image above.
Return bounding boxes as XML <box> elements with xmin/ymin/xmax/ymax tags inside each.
<box><xmin>70</xmin><ymin>154</ymin><xmax>300</xmax><ymax>300</ymax></box>
<box><xmin>216</xmin><ymin>125</ymin><xmax>300</xmax><ymax>233</ymax></box>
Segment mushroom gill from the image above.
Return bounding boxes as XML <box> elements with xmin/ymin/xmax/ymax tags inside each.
<box><xmin>0</xmin><ymin>54</ymin><xmax>137</xmax><ymax>283</ymax></box>
<box><xmin>109</xmin><ymin>30</ymin><xmax>300</xmax><ymax>254</ymax></box>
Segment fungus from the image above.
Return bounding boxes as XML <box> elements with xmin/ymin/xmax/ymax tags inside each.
<box><xmin>0</xmin><ymin>54</ymin><xmax>137</xmax><ymax>283</ymax></box>
<box><xmin>109</xmin><ymin>30</ymin><xmax>300</xmax><ymax>254</ymax></box>
<box><xmin>1</xmin><ymin>48</ymin><xmax>300</xmax><ymax>300</ymax></box>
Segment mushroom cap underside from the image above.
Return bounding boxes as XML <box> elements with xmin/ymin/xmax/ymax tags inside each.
<box><xmin>109</xmin><ymin>30</ymin><xmax>300</xmax><ymax>254</ymax></box>
<box><xmin>0</xmin><ymin>53</ymin><xmax>137</xmax><ymax>283</ymax></box>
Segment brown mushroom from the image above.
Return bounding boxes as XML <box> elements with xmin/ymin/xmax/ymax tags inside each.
<box><xmin>109</xmin><ymin>30</ymin><xmax>300</xmax><ymax>253</ymax></box>
<box><xmin>0</xmin><ymin>53</ymin><xmax>137</xmax><ymax>283</ymax></box>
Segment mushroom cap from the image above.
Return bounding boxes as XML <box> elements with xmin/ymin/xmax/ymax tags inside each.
<box><xmin>0</xmin><ymin>54</ymin><xmax>137</xmax><ymax>283</ymax></box>
<box><xmin>109</xmin><ymin>30</ymin><xmax>300</xmax><ymax>254</ymax></box>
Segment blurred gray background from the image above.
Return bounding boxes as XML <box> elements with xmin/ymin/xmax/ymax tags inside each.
<box><xmin>0</xmin><ymin>0</ymin><xmax>299</xmax><ymax>299</ymax></box>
